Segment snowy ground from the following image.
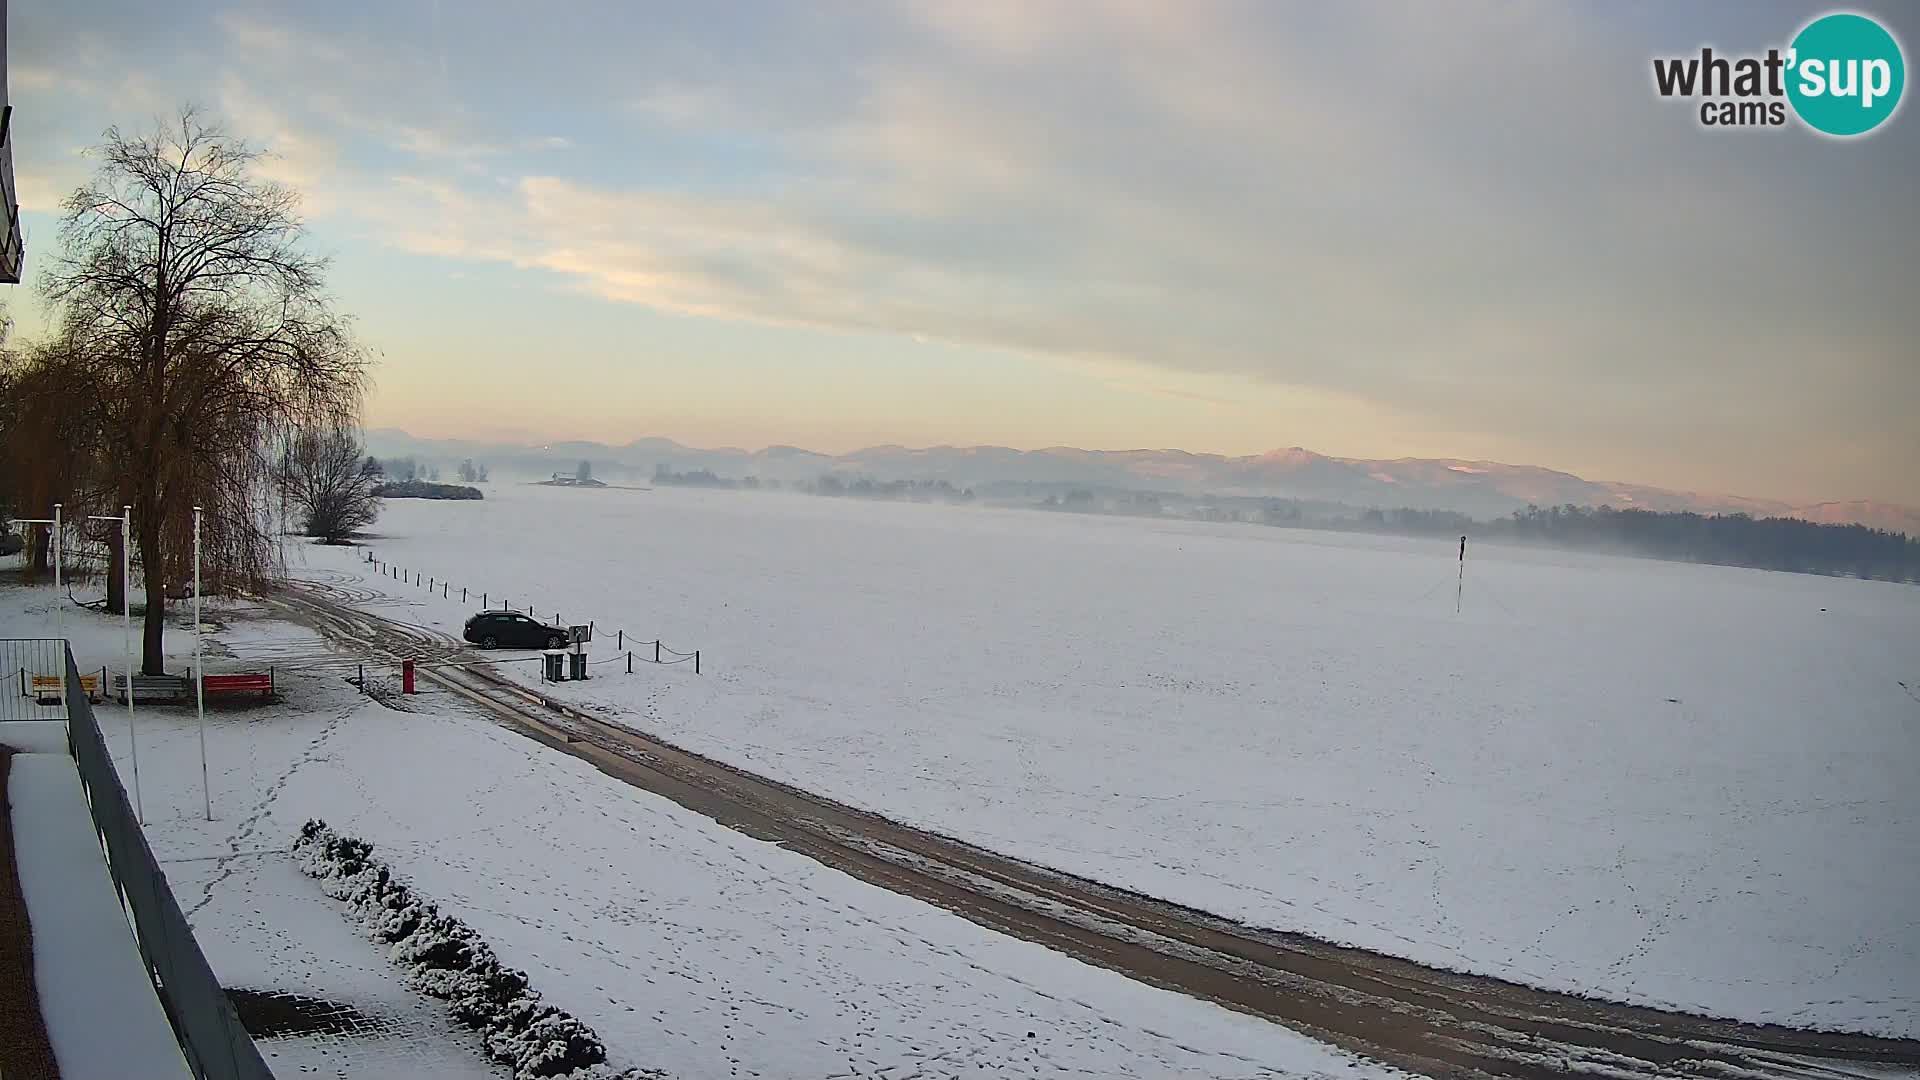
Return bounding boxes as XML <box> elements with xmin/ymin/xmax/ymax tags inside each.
<box><xmin>292</xmin><ymin>483</ymin><xmax>1920</xmax><ymax>1036</ymax></box>
<box><xmin>0</xmin><ymin>583</ymin><xmax>1401</xmax><ymax>1079</ymax></box>
<box><xmin>0</xmin><ymin>583</ymin><xmax>502</xmax><ymax>1078</ymax></box>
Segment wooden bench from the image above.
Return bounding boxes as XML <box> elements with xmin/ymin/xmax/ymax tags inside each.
<box><xmin>29</xmin><ymin>674</ymin><xmax>103</xmax><ymax>705</ymax></box>
<box><xmin>113</xmin><ymin>674</ymin><xmax>191</xmax><ymax>704</ymax></box>
<box><xmin>201</xmin><ymin>671</ymin><xmax>276</xmax><ymax>701</ymax></box>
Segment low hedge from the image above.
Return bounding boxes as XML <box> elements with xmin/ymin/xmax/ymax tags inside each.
<box><xmin>294</xmin><ymin>820</ymin><xmax>662</xmax><ymax>1079</ymax></box>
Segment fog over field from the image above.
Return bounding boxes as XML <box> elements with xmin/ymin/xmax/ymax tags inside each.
<box><xmin>305</xmin><ymin>481</ymin><xmax>1920</xmax><ymax>1036</ymax></box>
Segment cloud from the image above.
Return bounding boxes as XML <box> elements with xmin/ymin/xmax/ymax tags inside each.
<box><xmin>215</xmin><ymin>76</ymin><xmax>347</xmax><ymax>213</ymax></box>
<box><xmin>11</xmin><ymin>0</ymin><xmax>1916</xmax><ymax>501</ymax></box>
<box><xmin>210</xmin><ymin>12</ymin><xmax>571</xmax><ymax>169</ymax></box>
<box><xmin>12</xmin><ymin>157</ymin><xmax>86</xmax><ymax>214</ymax></box>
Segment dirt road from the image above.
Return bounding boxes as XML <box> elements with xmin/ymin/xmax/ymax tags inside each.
<box><xmin>275</xmin><ymin>577</ymin><xmax>1920</xmax><ymax>1080</ymax></box>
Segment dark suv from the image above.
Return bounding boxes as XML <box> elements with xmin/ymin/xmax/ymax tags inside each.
<box><xmin>463</xmin><ymin>610</ymin><xmax>567</xmax><ymax>650</ymax></box>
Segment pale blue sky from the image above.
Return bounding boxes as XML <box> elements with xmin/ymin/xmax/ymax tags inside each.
<box><xmin>7</xmin><ymin>1</ymin><xmax>1917</xmax><ymax>504</ymax></box>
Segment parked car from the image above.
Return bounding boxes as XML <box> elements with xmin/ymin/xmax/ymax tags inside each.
<box><xmin>0</xmin><ymin>530</ymin><xmax>22</xmax><ymax>556</ymax></box>
<box><xmin>463</xmin><ymin>610</ymin><xmax>568</xmax><ymax>650</ymax></box>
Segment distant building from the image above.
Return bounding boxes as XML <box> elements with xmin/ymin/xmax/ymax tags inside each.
<box><xmin>542</xmin><ymin>472</ymin><xmax>607</xmax><ymax>488</ymax></box>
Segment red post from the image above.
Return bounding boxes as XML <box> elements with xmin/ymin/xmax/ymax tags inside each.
<box><xmin>402</xmin><ymin>658</ymin><xmax>416</xmax><ymax>695</ymax></box>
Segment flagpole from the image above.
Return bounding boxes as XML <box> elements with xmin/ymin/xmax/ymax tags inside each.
<box><xmin>195</xmin><ymin>507</ymin><xmax>210</xmax><ymax>821</ymax></box>
<box><xmin>53</xmin><ymin>505</ymin><xmax>64</xmax><ymax>714</ymax></box>
<box><xmin>124</xmin><ymin>506</ymin><xmax>140</xmax><ymax>824</ymax></box>
<box><xmin>52</xmin><ymin>504</ymin><xmax>63</xmax><ymax>652</ymax></box>
<box><xmin>89</xmin><ymin>508</ymin><xmax>141</xmax><ymax>823</ymax></box>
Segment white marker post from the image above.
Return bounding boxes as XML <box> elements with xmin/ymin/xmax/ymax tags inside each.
<box><xmin>92</xmin><ymin>508</ymin><xmax>141</xmax><ymax>824</ymax></box>
<box><xmin>194</xmin><ymin>506</ymin><xmax>210</xmax><ymax>821</ymax></box>
<box><xmin>1456</xmin><ymin>535</ymin><xmax>1467</xmax><ymax>616</ymax></box>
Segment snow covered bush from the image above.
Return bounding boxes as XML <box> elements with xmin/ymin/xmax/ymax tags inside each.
<box><xmin>294</xmin><ymin>820</ymin><xmax>664</xmax><ymax>1079</ymax></box>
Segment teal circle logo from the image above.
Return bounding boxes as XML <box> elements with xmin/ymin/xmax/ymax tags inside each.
<box><xmin>1787</xmin><ymin>13</ymin><xmax>1905</xmax><ymax>136</ymax></box>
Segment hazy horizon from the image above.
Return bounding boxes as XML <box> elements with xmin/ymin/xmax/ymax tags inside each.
<box><xmin>9</xmin><ymin>2</ymin><xmax>1917</xmax><ymax>505</ymax></box>
<box><xmin>366</xmin><ymin>424</ymin><xmax>1918</xmax><ymax>512</ymax></box>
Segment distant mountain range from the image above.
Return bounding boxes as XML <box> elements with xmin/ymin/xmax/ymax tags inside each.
<box><xmin>364</xmin><ymin>429</ymin><xmax>1920</xmax><ymax>536</ymax></box>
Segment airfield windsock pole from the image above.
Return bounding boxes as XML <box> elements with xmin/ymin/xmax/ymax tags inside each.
<box><xmin>194</xmin><ymin>507</ymin><xmax>211</xmax><ymax>821</ymax></box>
<box><xmin>1456</xmin><ymin>535</ymin><xmax>1467</xmax><ymax>615</ymax></box>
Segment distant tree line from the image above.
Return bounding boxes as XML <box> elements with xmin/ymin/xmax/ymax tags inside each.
<box><xmin>654</xmin><ymin>465</ymin><xmax>737</xmax><ymax>488</ymax></box>
<box><xmin>369</xmin><ymin>455</ymin><xmax>430</xmax><ymax>482</ymax></box>
<box><xmin>1024</xmin><ymin>491</ymin><xmax>1918</xmax><ymax>582</ymax></box>
<box><xmin>649</xmin><ymin>466</ymin><xmax>976</xmax><ymax>502</ymax></box>
<box><xmin>1040</xmin><ymin>489</ymin><xmax>1157</xmax><ymax>515</ymax></box>
<box><xmin>637</xmin><ymin>460</ymin><xmax>1920</xmax><ymax>584</ymax></box>
<box><xmin>1314</xmin><ymin>503</ymin><xmax>1917</xmax><ymax>582</ymax></box>
<box><xmin>1337</xmin><ymin>507</ymin><xmax>1475</xmax><ymax>535</ymax></box>
<box><xmin>372</xmin><ymin>479</ymin><xmax>483</xmax><ymax>500</ymax></box>
<box><xmin>805</xmin><ymin>475</ymin><xmax>974</xmax><ymax>502</ymax></box>
<box><xmin>1487</xmin><ymin>504</ymin><xmax>1918</xmax><ymax>581</ymax></box>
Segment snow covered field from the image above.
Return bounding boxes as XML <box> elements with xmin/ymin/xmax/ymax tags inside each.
<box><xmin>0</xmin><ymin>588</ymin><xmax>1393</xmax><ymax>1079</ymax></box>
<box><xmin>299</xmin><ymin>482</ymin><xmax>1920</xmax><ymax>1036</ymax></box>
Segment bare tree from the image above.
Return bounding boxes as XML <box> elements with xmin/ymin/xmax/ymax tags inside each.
<box><xmin>41</xmin><ymin>108</ymin><xmax>370</xmax><ymax>672</ymax></box>
<box><xmin>281</xmin><ymin>426</ymin><xmax>381</xmax><ymax>543</ymax></box>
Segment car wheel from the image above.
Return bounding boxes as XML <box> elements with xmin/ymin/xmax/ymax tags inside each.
<box><xmin>481</xmin><ymin>635</ymin><xmax>498</xmax><ymax>648</ymax></box>
<box><xmin>546</xmin><ymin>635</ymin><xmax>564</xmax><ymax>650</ymax></box>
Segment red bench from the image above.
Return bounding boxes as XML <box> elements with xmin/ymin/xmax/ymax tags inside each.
<box><xmin>201</xmin><ymin>671</ymin><xmax>276</xmax><ymax>700</ymax></box>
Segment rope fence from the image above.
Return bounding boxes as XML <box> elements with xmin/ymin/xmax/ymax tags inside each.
<box><xmin>356</xmin><ymin>551</ymin><xmax>705</xmax><ymax>677</ymax></box>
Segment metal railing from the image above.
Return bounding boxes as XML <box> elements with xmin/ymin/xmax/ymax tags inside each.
<box><xmin>58</xmin><ymin>646</ymin><xmax>275</xmax><ymax>1080</ymax></box>
<box><xmin>0</xmin><ymin>637</ymin><xmax>74</xmax><ymax>722</ymax></box>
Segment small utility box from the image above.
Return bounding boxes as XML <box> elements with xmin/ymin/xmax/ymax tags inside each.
<box><xmin>541</xmin><ymin>650</ymin><xmax>566</xmax><ymax>682</ymax></box>
<box><xmin>567</xmin><ymin>625</ymin><xmax>591</xmax><ymax>680</ymax></box>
